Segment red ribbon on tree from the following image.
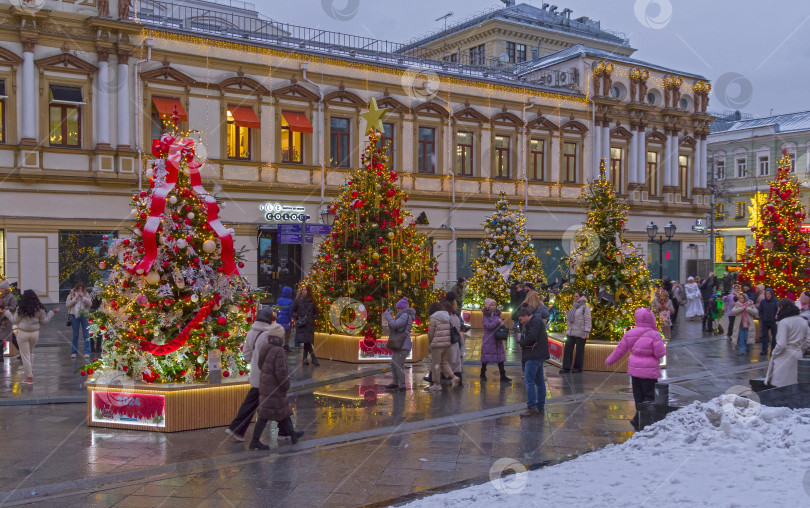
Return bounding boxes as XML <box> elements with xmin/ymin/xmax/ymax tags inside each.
<box><xmin>187</xmin><ymin>160</ymin><xmax>239</xmax><ymax>276</ymax></box>
<box><xmin>139</xmin><ymin>295</ymin><xmax>220</xmax><ymax>355</ymax></box>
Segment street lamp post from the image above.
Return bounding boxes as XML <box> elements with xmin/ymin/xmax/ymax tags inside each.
<box><xmin>646</xmin><ymin>221</ymin><xmax>677</xmax><ymax>280</ymax></box>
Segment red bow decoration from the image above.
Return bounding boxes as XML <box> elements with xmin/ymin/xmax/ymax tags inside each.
<box><xmin>139</xmin><ymin>295</ymin><xmax>220</xmax><ymax>355</ymax></box>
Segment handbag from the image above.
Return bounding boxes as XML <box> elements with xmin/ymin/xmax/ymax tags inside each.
<box><xmin>66</xmin><ymin>315</ymin><xmax>72</xmax><ymax>328</ymax></box>
<box><xmin>449</xmin><ymin>325</ymin><xmax>462</xmax><ymax>345</ymax></box>
<box><xmin>295</xmin><ymin>316</ymin><xmax>307</xmax><ymax>328</ymax></box>
<box><xmin>494</xmin><ymin>325</ymin><xmax>510</xmax><ymax>341</ymax></box>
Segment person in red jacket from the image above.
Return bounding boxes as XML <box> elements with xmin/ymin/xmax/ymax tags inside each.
<box><xmin>605</xmin><ymin>307</ymin><xmax>667</xmax><ymax>430</ymax></box>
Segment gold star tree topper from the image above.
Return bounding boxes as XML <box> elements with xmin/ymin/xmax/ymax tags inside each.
<box><xmin>361</xmin><ymin>97</ymin><xmax>388</xmax><ymax>134</ymax></box>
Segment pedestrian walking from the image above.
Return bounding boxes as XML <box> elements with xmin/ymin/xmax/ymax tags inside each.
<box><xmin>66</xmin><ymin>283</ymin><xmax>92</xmax><ymax>359</ymax></box>
<box><xmin>443</xmin><ymin>300</ymin><xmax>465</xmax><ymax>381</ymax></box>
<box><xmin>383</xmin><ymin>297</ymin><xmax>415</xmax><ymax>392</ymax></box>
<box><xmin>291</xmin><ymin>285</ymin><xmax>319</xmax><ymax>366</ymax></box>
<box><xmin>276</xmin><ymin>286</ymin><xmax>294</xmax><ymax>352</ymax></box>
<box><xmin>427</xmin><ymin>302</ymin><xmax>460</xmax><ymax>391</ymax></box>
<box><xmin>0</xmin><ymin>280</ymin><xmax>18</xmax><ymax>355</ymax></box>
<box><xmin>650</xmin><ymin>289</ymin><xmax>674</xmax><ymax>341</ymax></box>
<box><xmin>226</xmin><ymin>306</ymin><xmax>284</xmax><ymax>442</ymax></box>
<box><xmin>711</xmin><ymin>293</ymin><xmax>725</xmax><ymax>334</ymax></box>
<box><xmin>450</xmin><ymin>278</ymin><xmax>466</xmax><ymax>317</ymax></box>
<box><xmin>1</xmin><ymin>290</ymin><xmax>59</xmax><ymax>384</ymax></box>
<box><xmin>480</xmin><ymin>298</ymin><xmax>511</xmax><ymax>382</ymax></box>
<box><xmin>758</xmin><ymin>288</ymin><xmax>778</xmax><ymax>356</ymax></box>
<box><xmin>765</xmin><ymin>299</ymin><xmax>810</xmax><ymax>387</ymax></box>
<box><xmin>723</xmin><ymin>285</ymin><xmax>741</xmax><ymax>340</ymax></box>
<box><xmin>670</xmin><ymin>280</ymin><xmax>684</xmax><ymax>324</ymax></box>
<box><xmin>515</xmin><ymin>308</ymin><xmax>549</xmax><ymax>417</ymax></box>
<box><xmin>605</xmin><ymin>308</ymin><xmax>666</xmax><ymax>430</ymax></box>
<box><xmin>249</xmin><ymin>315</ymin><xmax>304</xmax><ymax>450</ymax></box>
<box><xmin>700</xmin><ymin>273</ymin><xmax>717</xmax><ymax>332</ymax></box>
<box><xmin>684</xmin><ymin>276</ymin><xmax>703</xmax><ymax>320</ymax></box>
<box><xmin>731</xmin><ymin>293</ymin><xmax>758</xmax><ymax>355</ymax></box>
<box><xmin>561</xmin><ymin>293</ymin><xmax>591</xmax><ymax>374</ymax></box>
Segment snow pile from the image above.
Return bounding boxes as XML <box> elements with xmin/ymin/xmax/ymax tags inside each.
<box><xmin>407</xmin><ymin>395</ymin><xmax>810</xmax><ymax>507</ymax></box>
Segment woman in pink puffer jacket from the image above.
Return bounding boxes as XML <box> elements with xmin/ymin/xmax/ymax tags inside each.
<box><xmin>606</xmin><ymin>308</ymin><xmax>667</xmax><ymax>429</ymax></box>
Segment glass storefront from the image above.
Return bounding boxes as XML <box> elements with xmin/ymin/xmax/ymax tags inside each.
<box><xmin>58</xmin><ymin>230</ymin><xmax>117</xmax><ymax>301</ymax></box>
<box><xmin>532</xmin><ymin>239</ymin><xmax>566</xmax><ymax>286</ymax></box>
<box><xmin>647</xmin><ymin>240</ymin><xmax>681</xmax><ymax>281</ymax></box>
<box><xmin>455</xmin><ymin>238</ymin><xmax>481</xmax><ymax>281</ymax></box>
<box><xmin>257</xmin><ymin>227</ymin><xmax>303</xmax><ymax>303</ymax></box>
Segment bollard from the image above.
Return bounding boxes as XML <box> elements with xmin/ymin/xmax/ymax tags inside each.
<box><xmin>654</xmin><ymin>382</ymin><xmax>669</xmax><ymax>406</ymax></box>
<box><xmin>798</xmin><ymin>358</ymin><xmax>810</xmax><ymax>384</ymax></box>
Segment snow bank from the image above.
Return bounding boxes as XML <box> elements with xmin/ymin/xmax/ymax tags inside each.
<box><xmin>407</xmin><ymin>395</ymin><xmax>810</xmax><ymax>507</ymax></box>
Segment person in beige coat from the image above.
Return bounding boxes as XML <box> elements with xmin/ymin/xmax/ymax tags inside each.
<box><xmin>731</xmin><ymin>293</ymin><xmax>758</xmax><ymax>356</ymax></box>
<box><xmin>427</xmin><ymin>302</ymin><xmax>460</xmax><ymax>391</ymax></box>
<box><xmin>562</xmin><ymin>293</ymin><xmax>591</xmax><ymax>373</ymax></box>
<box><xmin>1</xmin><ymin>290</ymin><xmax>59</xmax><ymax>384</ymax></box>
<box><xmin>765</xmin><ymin>299</ymin><xmax>810</xmax><ymax>387</ymax></box>
<box><xmin>651</xmin><ymin>289</ymin><xmax>675</xmax><ymax>341</ymax></box>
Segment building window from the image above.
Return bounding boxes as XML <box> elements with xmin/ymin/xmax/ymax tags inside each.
<box><xmin>456</xmin><ymin>238</ymin><xmax>481</xmax><ymax>281</ymax></box>
<box><xmin>378</xmin><ymin>122</ymin><xmax>395</xmax><ymax>170</ymax></box>
<box><xmin>417</xmin><ymin>126</ymin><xmax>435</xmax><ymax>174</ymax></box>
<box><xmin>494</xmin><ymin>135</ymin><xmax>510</xmax><ymax>178</ymax></box>
<box><xmin>506</xmin><ymin>42</ymin><xmax>527</xmax><ymax>63</ymax></box>
<box><xmin>678</xmin><ymin>155</ymin><xmax>689</xmax><ymax>198</ymax></box>
<box><xmin>715</xmin><ymin>202</ymin><xmax>725</xmax><ymax>221</ymax></box>
<box><xmin>736</xmin><ymin>158</ymin><xmax>747</xmax><ymax>178</ymax></box>
<box><xmin>529</xmin><ymin>138</ymin><xmax>545</xmax><ymax>181</ymax></box>
<box><xmin>0</xmin><ymin>79</ymin><xmax>5</xmax><ymax>144</ymax></box>
<box><xmin>455</xmin><ymin>131</ymin><xmax>473</xmax><ymax>176</ymax></box>
<box><xmin>715</xmin><ymin>236</ymin><xmax>724</xmax><ymax>264</ymax></box>
<box><xmin>735</xmin><ymin>202</ymin><xmax>746</xmax><ymax>218</ymax></box>
<box><xmin>786</xmin><ymin>151</ymin><xmax>796</xmax><ymax>172</ymax></box>
<box><xmin>443</xmin><ymin>54</ymin><xmax>458</xmax><ymax>63</ymax></box>
<box><xmin>715</xmin><ymin>159</ymin><xmax>725</xmax><ymax>180</ymax></box>
<box><xmin>735</xmin><ymin>236</ymin><xmax>746</xmax><ymax>262</ymax></box>
<box><xmin>563</xmin><ymin>141</ymin><xmax>578</xmax><ymax>183</ymax></box>
<box><xmin>329</xmin><ymin>117</ymin><xmax>351</xmax><ymax>168</ymax></box>
<box><xmin>610</xmin><ymin>147</ymin><xmax>623</xmax><ymax>193</ymax></box>
<box><xmin>49</xmin><ymin>85</ymin><xmax>83</xmax><ymax>148</ymax></box>
<box><xmin>150</xmin><ymin>96</ymin><xmax>187</xmax><ymax>141</ymax></box>
<box><xmin>758</xmin><ymin>156</ymin><xmax>769</xmax><ymax>176</ymax></box>
<box><xmin>469</xmin><ymin>44</ymin><xmax>486</xmax><ymax>65</ymax></box>
<box><xmin>226</xmin><ymin>107</ymin><xmax>257</xmax><ymax>160</ymax></box>
<box><xmin>281</xmin><ymin>111</ymin><xmax>310</xmax><ymax>164</ymax></box>
<box><xmin>646</xmin><ymin>151</ymin><xmax>658</xmax><ymax>195</ymax></box>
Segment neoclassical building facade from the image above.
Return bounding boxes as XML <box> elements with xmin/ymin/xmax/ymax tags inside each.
<box><xmin>0</xmin><ymin>0</ymin><xmax>712</xmax><ymax>301</ymax></box>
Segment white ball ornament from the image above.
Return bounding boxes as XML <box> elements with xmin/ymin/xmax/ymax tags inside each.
<box><xmin>168</xmin><ymin>196</ymin><xmax>178</xmax><ymax>205</ymax></box>
<box><xmin>190</xmin><ymin>294</ymin><xmax>199</xmax><ymax>303</ymax></box>
<box><xmin>130</xmin><ymin>209</ymin><xmax>138</xmax><ymax>217</ymax></box>
<box><xmin>145</xmin><ymin>168</ymin><xmax>154</xmax><ymax>178</ymax></box>
<box><xmin>187</xmin><ymin>212</ymin><xmax>195</xmax><ymax>220</ymax></box>
<box><xmin>176</xmin><ymin>238</ymin><xmax>188</xmax><ymax>249</ymax></box>
<box><xmin>202</xmin><ymin>240</ymin><xmax>217</xmax><ymax>253</ymax></box>
<box><xmin>146</xmin><ymin>271</ymin><xmax>161</xmax><ymax>284</ymax></box>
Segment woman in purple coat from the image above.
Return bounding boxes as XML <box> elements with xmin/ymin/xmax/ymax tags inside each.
<box><xmin>480</xmin><ymin>298</ymin><xmax>511</xmax><ymax>382</ymax></box>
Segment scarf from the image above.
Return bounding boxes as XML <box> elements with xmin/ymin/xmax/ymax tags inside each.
<box><xmin>567</xmin><ymin>298</ymin><xmax>584</xmax><ymax>323</ymax></box>
<box><xmin>740</xmin><ymin>303</ymin><xmax>750</xmax><ymax>328</ymax></box>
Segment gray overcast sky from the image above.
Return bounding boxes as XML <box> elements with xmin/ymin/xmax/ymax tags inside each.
<box><xmin>254</xmin><ymin>0</ymin><xmax>810</xmax><ymax>118</ymax></box>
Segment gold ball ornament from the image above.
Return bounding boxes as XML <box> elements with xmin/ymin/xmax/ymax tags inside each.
<box><xmin>146</xmin><ymin>271</ymin><xmax>161</xmax><ymax>285</ymax></box>
<box><xmin>387</xmin><ymin>232</ymin><xmax>395</xmax><ymax>240</ymax></box>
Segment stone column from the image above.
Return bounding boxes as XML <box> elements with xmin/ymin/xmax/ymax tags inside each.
<box><xmin>637</xmin><ymin>127</ymin><xmax>646</xmax><ymax>186</ymax></box>
<box><xmin>21</xmin><ymin>38</ymin><xmax>37</xmax><ymax>144</ymax></box>
<box><xmin>671</xmin><ymin>130</ymin><xmax>680</xmax><ymax>188</ymax></box>
<box><xmin>550</xmin><ymin>133</ymin><xmax>561</xmax><ymax>184</ymax></box>
<box><xmin>593</xmin><ymin>121</ymin><xmax>601</xmax><ymax>173</ymax></box>
<box><xmin>96</xmin><ymin>48</ymin><xmax>111</xmax><ymax>149</ymax></box>
<box><xmin>700</xmin><ymin>134</ymin><xmax>708</xmax><ymax>188</ymax></box>
<box><xmin>601</xmin><ymin>122</ymin><xmax>610</xmax><ymax>167</ymax></box>
<box><xmin>117</xmin><ymin>50</ymin><xmax>131</xmax><ymax>150</ymax></box>
<box><xmin>628</xmin><ymin>125</ymin><xmax>638</xmax><ymax>184</ymax></box>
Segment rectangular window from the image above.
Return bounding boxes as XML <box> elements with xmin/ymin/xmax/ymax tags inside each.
<box><xmin>329</xmin><ymin>117</ymin><xmax>351</xmax><ymax>168</ymax></box>
<box><xmin>787</xmin><ymin>152</ymin><xmax>796</xmax><ymax>172</ymax></box>
<box><xmin>715</xmin><ymin>236</ymin><xmax>724</xmax><ymax>264</ymax></box>
<box><xmin>736</xmin><ymin>158</ymin><xmax>747</xmax><ymax>178</ymax></box>
<box><xmin>455</xmin><ymin>131</ymin><xmax>473</xmax><ymax>176</ymax></box>
<box><xmin>736</xmin><ymin>236</ymin><xmax>746</xmax><ymax>262</ymax></box>
<box><xmin>49</xmin><ymin>84</ymin><xmax>84</xmax><ymax>148</ymax></box>
<box><xmin>226</xmin><ymin>108</ymin><xmax>252</xmax><ymax>160</ymax></box>
<box><xmin>469</xmin><ymin>44</ymin><xmax>486</xmax><ymax>65</ymax></box>
<box><xmin>715</xmin><ymin>160</ymin><xmax>725</xmax><ymax>180</ymax></box>
<box><xmin>759</xmin><ymin>156</ymin><xmax>769</xmax><ymax>176</ymax></box>
<box><xmin>529</xmin><ymin>138</ymin><xmax>545</xmax><ymax>181</ymax></box>
<box><xmin>646</xmin><ymin>151</ymin><xmax>658</xmax><ymax>195</ymax></box>
<box><xmin>610</xmin><ymin>147</ymin><xmax>623</xmax><ymax>193</ymax></box>
<box><xmin>563</xmin><ymin>141</ymin><xmax>578</xmax><ymax>183</ymax></box>
<box><xmin>506</xmin><ymin>42</ymin><xmax>526</xmax><ymax>63</ymax></box>
<box><xmin>735</xmin><ymin>201</ymin><xmax>746</xmax><ymax>218</ymax></box>
<box><xmin>506</xmin><ymin>42</ymin><xmax>516</xmax><ymax>63</ymax></box>
<box><xmin>678</xmin><ymin>155</ymin><xmax>689</xmax><ymax>198</ymax></box>
<box><xmin>456</xmin><ymin>238</ymin><xmax>481</xmax><ymax>281</ymax></box>
<box><xmin>715</xmin><ymin>202</ymin><xmax>725</xmax><ymax>221</ymax></box>
<box><xmin>443</xmin><ymin>54</ymin><xmax>458</xmax><ymax>63</ymax></box>
<box><xmin>281</xmin><ymin>112</ymin><xmax>304</xmax><ymax>164</ymax></box>
<box><xmin>494</xmin><ymin>135</ymin><xmax>510</xmax><ymax>178</ymax></box>
<box><xmin>417</xmin><ymin>127</ymin><xmax>435</xmax><ymax>174</ymax></box>
<box><xmin>516</xmin><ymin>44</ymin><xmax>527</xmax><ymax>63</ymax></box>
<box><xmin>380</xmin><ymin>122</ymin><xmax>395</xmax><ymax>170</ymax></box>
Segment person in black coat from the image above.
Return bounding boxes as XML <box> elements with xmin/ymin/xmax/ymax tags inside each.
<box><xmin>510</xmin><ymin>282</ymin><xmax>527</xmax><ymax>330</ymax></box>
<box><xmin>291</xmin><ymin>285</ymin><xmax>319</xmax><ymax>366</ymax></box>
<box><xmin>515</xmin><ymin>308</ymin><xmax>549</xmax><ymax>417</ymax></box>
<box><xmin>699</xmin><ymin>273</ymin><xmax>717</xmax><ymax>332</ymax></box>
<box><xmin>758</xmin><ymin>288</ymin><xmax>779</xmax><ymax>356</ymax></box>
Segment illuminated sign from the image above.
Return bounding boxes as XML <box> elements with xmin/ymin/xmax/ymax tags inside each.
<box><xmin>358</xmin><ymin>339</ymin><xmax>414</xmax><ymax>361</ymax></box>
<box><xmin>692</xmin><ymin>219</ymin><xmax>706</xmax><ymax>233</ymax></box>
<box><xmin>259</xmin><ymin>202</ymin><xmax>310</xmax><ymax>222</ymax></box>
<box><xmin>91</xmin><ymin>391</ymin><xmax>166</xmax><ymax>428</ymax></box>
<box><xmin>801</xmin><ymin>225</ymin><xmax>810</xmax><ymax>233</ymax></box>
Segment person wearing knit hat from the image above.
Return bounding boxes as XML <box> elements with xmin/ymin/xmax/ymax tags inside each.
<box><xmin>384</xmin><ymin>298</ymin><xmax>415</xmax><ymax>391</ymax></box>
<box><xmin>481</xmin><ymin>298</ymin><xmax>510</xmax><ymax>382</ymax></box>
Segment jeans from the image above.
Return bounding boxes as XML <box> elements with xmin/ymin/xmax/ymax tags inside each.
<box><xmin>523</xmin><ymin>359</ymin><xmax>546</xmax><ymax>410</ymax></box>
<box><xmin>390</xmin><ymin>349</ymin><xmax>408</xmax><ymax>387</ymax></box>
<box><xmin>760</xmin><ymin>321</ymin><xmax>777</xmax><ymax>353</ymax></box>
<box><xmin>737</xmin><ymin>328</ymin><xmax>750</xmax><ymax>354</ymax></box>
<box><xmin>71</xmin><ymin>314</ymin><xmax>91</xmax><ymax>355</ymax></box>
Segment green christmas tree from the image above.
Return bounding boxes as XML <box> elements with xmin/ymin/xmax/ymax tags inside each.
<box><xmin>550</xmin><ymin>168</ymin><xmax>653</xmax><ymax>341</ymax></box>
<box><xmin>740</xmin><ymin>152</ymin><xmax>810</xmax><ymax>298</ymax></box>
<box><xmin>82</xmin><ymin>115</ymin><xmax>257</xmax><ymax>383</ymax></box>
<box><xmin>464</xmin><ymin>192</ymin><xmax>546</xmax><ymax>309</ymax></box>
<box><xmin>302</xmin><ymin>99</ymin><xmax>439</xmax><ymax>340</ymax></box>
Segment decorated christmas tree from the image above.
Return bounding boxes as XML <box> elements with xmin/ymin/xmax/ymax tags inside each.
<box><xmin>739</xmin><ymin>152</ymin><xmax>810</xmax><ymax>298</ymax></box>
<box><xmin>81</xmin><ymin>112</ymin><xmax>257</xmax><ymax>383</ymax></box>
<box><xmin>464</xmin><ymin>192</ymin><xmax>545</xmax><ymax>308</ymax></box>
<box><xmin>550</xmin><ymin>169</ymin><xmax>653</xmax><ymax>341</ymax></box>
<box><xmin>302</xmin><ymin>98</ymin><xmax>439</xmax><ymax>341</ymax></box>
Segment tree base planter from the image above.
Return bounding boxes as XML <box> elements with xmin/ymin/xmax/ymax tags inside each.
<box><xmin>545</xmin><ymin>334</ymin><xmax>667</xmax><ymax>373</ymax></box>
<box><xmin>86</xmin><ymin>378</ymin><xmax>251</xmax><ymax>432</ymax></box>
<box><xmin>3</xmin><ymin>340</ymin><xmax>18</xmax><ymax>357</ymax></box>
<box><xmin>462</xmin><ymin>310</ymin><xmax>513</xmax><ymax>329</ymax></box>
<box><xmin>314</xmin><ymin>333</ymin><xmax>429</xmax><ymax>363</ymax></box>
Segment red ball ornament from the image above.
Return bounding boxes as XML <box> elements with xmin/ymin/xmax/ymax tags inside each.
<box><xmin>219</xmin><ymin>345</ymin><xmax>226</xmax><ymax>352</ymax></box>
<box><xmin>87</xmin><ymin>368</ymin><xmax>94</xmax><ymax>375</ymax></box>
<box><xmin>81</xmin><ymin>370</ymin><xmax>87</xmax><ymax>376</ymax></box>
<box><xmin>217</xmin><ymin>316</ymin><xmax>227</xmax><ymax>326</ymax></box>
<box><xmin>223</xmin><ymin>371</ymin><xmax>230</xmax><ymax>378</ymax></box>
<box><xmin>114</xmin><ymin>341</ymin><xmax>120</xmax><ymax>347</ymax></box>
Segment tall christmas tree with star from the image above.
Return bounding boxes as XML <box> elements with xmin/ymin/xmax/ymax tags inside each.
<box><xmin>550</xmin><ymin>169</ymin><xmax>653</xmax><ymax>341</ymax></box>
<box><xmin>302</xmin><ymin>98</ymin><xmax>439</xmax><ymax>341</ymax></box>
<box><xmin>81</xmin><ymin>112</ymin><xmax>257</xmax><ymax>383</ymax></box>
<box><xmin>739</xmin><ymin>152</ymin><xmax>810</xmax><ymax>298</ymax></box>
<box><xmin>464</xmin><ymin>192</ymin><xmax>545</xmax><ymax>309</ymax></box>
